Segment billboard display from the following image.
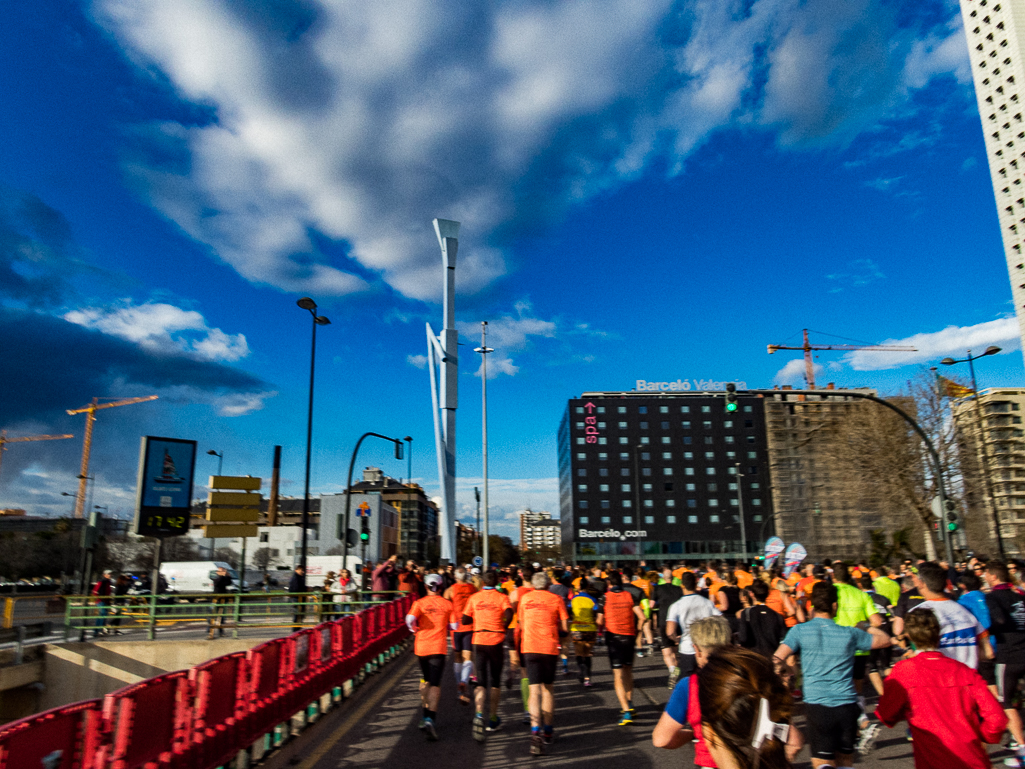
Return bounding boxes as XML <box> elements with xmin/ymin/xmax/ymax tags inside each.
<box><xmin>134</xmin><ymin>436</ymin><xmax>197</xmax><ymax>537</ymax></box>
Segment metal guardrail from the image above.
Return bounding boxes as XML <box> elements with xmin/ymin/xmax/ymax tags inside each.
<box><xmin>63</xmin><ymin>591</ymin><xmax>408</xmax><ymax>640</ymax></box>
<box><xmin>1</xmin><ymin>595</ymin><xmax>64</xmax><ymax>629</ymax></box>
<box><xmin>0</xmin><ymin>622</ymin><xmax>54</xmax><ymax>664</ymax></box>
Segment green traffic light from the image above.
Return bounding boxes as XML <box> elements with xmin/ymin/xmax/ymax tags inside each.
<box><xmin>360</xmin><ymin>532</ymin><xmax>369</xmax><ymax>541</ymax></box>
<box><xmin>947</xmin><ymin>522</ymin><xmax>958</xmax><ymax>532</ymax></box>
<box><xmin>726</xmin><ymin>402</ymin><xmax>738</xmax><ymax>412</ymax></box>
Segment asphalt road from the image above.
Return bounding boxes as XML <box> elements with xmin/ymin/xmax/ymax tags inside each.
<box><xmin>257</xmin><ymin>644</ymin><xmax>1024</xmax><ymax>769</ymax></box>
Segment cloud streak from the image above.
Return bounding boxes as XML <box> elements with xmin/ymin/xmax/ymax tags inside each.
<box><xmin>845</xmin><ymin>317</ymin><xmax>1022</xmax><ymax>370</ymax></box>
<box><xmin>94</xmin><ymin>0</ymin><xmax>970</xmax><ymax>301</ymax></box>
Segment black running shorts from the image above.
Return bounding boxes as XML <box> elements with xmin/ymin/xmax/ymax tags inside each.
<box><xmin>995</xmin><ymin>662</ymin><xmax>1025</xmax><ymax>707</ymax></box>
<box><xmin>474</xmin><ymin>642</ymin><xmax>504</xmax><ymax>689</ymax></box>
<box><xmin>606</xmin><ymin>632</ymin><xmax>636</xmax><ymax>669</ymax></box>
<box><xmin>804</xmin><ymin>702</ymin><xmax>860</xmax><ymax>759</ymax></box>
<box><xmin>418</xmin><ymin>654</ymin><xmax>446</xmax><ymax>687</ymax></box>
<box><xmin>851</xmin><ymin>655</ymin><xmax>867</xmax><ymax>681</ymax></box>
<box><xmin>866</xmin><ymin>647</ymin><xmax>891</xmax><ymax>675</ymax></box>
<box><xmin>524</xmin><ymin>653</ymin><xmax>558</xmax><ymax>685</ymax></box>
<box><xmin>452</xmin><ymin>630</ymin><xmax>473</xmax><ymax>653</ymax></box>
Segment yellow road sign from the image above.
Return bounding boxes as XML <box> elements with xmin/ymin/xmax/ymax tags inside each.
<box><xmin>206</xmin><ymin>507</ymin><xmax>260</xmax><ymax>522</ymax></box>
<box><xmin>202</xmin><ymin>524</ymin><xmax>259</xmax><ymax>539</ymax></box>
<box><xmin>209</xmin><ymin>475</ymin><xmax>262</xmax><ymax>491</ymax></box>
<box><xmin>207</xmin><ymin>491</ymin><xmax>261</xmax><ymax>507</ymax></box>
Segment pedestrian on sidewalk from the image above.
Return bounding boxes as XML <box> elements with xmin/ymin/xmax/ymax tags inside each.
<box><xmin>406</xmin><ymin>573</ymin><xmax>452</xmax><ymax>742</ymax></box>
<box><xmin>208</xmin><ymin>565</ymin><xmax>233</xmax><ymax>639</ymax></box>
<box><xmin>876</xmin><ymin>607</ymin><xmax>1007</xmax><ymax>769</ymax></box>
<box><xmin>288</xmin><ymin>566</ymin><xmax>306</xmax><ymax>628</ymax></box>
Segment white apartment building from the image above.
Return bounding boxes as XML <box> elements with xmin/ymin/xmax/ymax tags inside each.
<box><xmin>519</xmin><ymin>509</ymin><xmax>561</xmax><ymax>554</ymax></box>
<box><xmin>959</xmin><ymin>0</ymin><xmax>1025</xmax><ymax>356</ymax></box>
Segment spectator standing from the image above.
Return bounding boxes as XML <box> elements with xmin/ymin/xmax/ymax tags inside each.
<box><xmin>372</xmin><ymin>555</ymin><xmax>398</xmax><ymax>601</ymax></box>
<box><xmin>208</xmin><ymin>565</ymin><xmax>233</xmax><ymax>638</ymax></box>
<box><xmin>91</xmin><ymin>570</ymin><xmax>114</xmax><ymax>638</ymax></box>
<box><xmin>288</xmin><ymin>566</ymin><xmax>306</xmax><ymax>627</ymax></box>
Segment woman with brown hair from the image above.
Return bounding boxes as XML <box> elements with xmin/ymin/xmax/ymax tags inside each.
<box><xmin>697</xmin><ymin>647</ymin><xmax>802</xmax><ymax>769</ymax></box>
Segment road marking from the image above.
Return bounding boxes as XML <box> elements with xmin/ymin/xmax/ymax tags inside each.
<box><xmin>295</xmin><ymin>653</ymin><xmax>417</xmax><ymax>769</ymax></box>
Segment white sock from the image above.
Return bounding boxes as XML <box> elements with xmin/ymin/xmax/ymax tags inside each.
<box><xmin>461</xmin><ymin>663</ymin><xmax>473</xmax><ymax>685</ymax></box>
<box><xmin>453</xmin><ymin>661</ymin><xmax>463</xmax><ymax>681</ymax></box>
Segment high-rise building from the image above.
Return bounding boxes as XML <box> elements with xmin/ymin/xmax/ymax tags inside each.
<box><xmin>958</xmin><ymin>0</ymin><xmax>1025</xmax><ymax>356</ymax></box>
<box><xmin>519</xmin><ymin>510</ymin><xmax>561</xmax><ymax>555</ymax></box>
<box><xmin>559</xmin><ymin>392</ymin><xmax>772</xmax><ymax>563</ymax></box>
<box><xmin>952</xmin><ymin>387</ymin><xmax>1025</xmax><ymax>553</ymax></box>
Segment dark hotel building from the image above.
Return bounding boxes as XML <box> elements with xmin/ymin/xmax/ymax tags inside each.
<box><xmin>558</xmin><ymin>391</ymin><xmax>774</xmax><ymax>563</ymax></box>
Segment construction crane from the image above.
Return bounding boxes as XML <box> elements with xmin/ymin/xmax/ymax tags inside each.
<box><xmin>0</xmin><ymin>431</ymin><xmax>74</xmax><ymax>490</ymax></box>
<box><xmin>66</xmin><ymin>396</ymin><xmax>158</xmax><ymax>518</ymax></box>
<box><xmin>767</xmin><ymin>329</ymin><xmax>917</xmax><ymax>390</ymax></box>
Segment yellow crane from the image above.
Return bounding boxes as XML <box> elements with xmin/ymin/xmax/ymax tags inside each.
<box><xmin>66</xmin><ymin>396</ymin><xmax>158</xmax><ymax>518</ymax></box>
<box><xmin>0</xmin><ymin>431</ymin><xmax>74</xmax><ymax>492</ymax></box>
<box><xmin>768</xmin><ymin>329</ymin><xmax>916</xmax><ymax>390</ymax></box>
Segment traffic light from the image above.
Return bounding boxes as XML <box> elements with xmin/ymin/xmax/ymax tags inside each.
<box><xmin>725</xmin><ymin>383</ymin><xmax>738</xmax><ymax>413</ymax></box>
<box><xmin>360</xmin><ymin>517</ymin><xmax>370</xmax><ymax>543</ymax></box>
<box><xmin>346</xmin><ymin>528</ymin><xmax>358</xmax><ymax>547</ymax></box>
<box><xmin>945</xmin><ymin>499</ymin><xmax>960</xmax><ymax>533</ymax></box>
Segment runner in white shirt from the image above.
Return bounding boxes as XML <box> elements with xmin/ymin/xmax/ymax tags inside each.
<box><xmin>665</xmin><ymin>572</ymin><xmax>721</xmax><ymax>678</ymax></box>
<box><xmin>909</xmin><ymin>563</ymin><xmax>989</xmax><ymax>669</ymax></box>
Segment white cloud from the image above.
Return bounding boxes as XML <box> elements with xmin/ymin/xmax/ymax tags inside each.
<box><xmin>845</xmin><ymin>317</ymin><xmax>1022</xmax><ymax>370</ymax></box>
<box><xmin>454</xmin><ymin>477</ymin><xmax>560</xmax><ymax>541</ymax></box>
<box><xmin>458</xmin><ymin>301</ymin><xmax>557</xmax><ymax>378</ymax></box>
<box><xmin>773</xmin><ymin>358</ymin><xmax>824</xmax><ymax>386</ymax></box>
<box><xmin>826</xmin><ymin>258</ymin><xmax>886</xmax><ymax>292</ymax></box>
<box><xmin>406</xmin><ymin>353</ymin><xmax>427</xmax><ymax>369</ymax></box>
<box><xmin>64</xmin><ymin>300</ymin><xmax>250</xmax><ymax>362</ymax></box>
<box><xmin>94</xmin><ymin>1</ymin><xmax>970</xmax><ymax>300</ymax></box>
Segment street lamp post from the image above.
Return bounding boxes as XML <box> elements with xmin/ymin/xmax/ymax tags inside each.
<box><xmin>403</xmin><ymin>436</ymin><xmax>412</xmax><ymax>560</ymax></box>
<box><xmin>297</xmin><ymin>297</ymin><xmax>330</xmax><ymax>575</ymax></box>
<box><xmin>205</xmin><ymin>450</ymin><xmax>224</xmax><ymax>558</ymax></box>
<box><xmin>341</xmin><ymin>433</ymin><xmax>406</xmax><ymax>569</ymax></box>
<box><xmin>474</xmin><ymin>323</ymin><xmax>493</xmax><ymax>570</ymax></box>
<box><xmin>474</xmin><ymin>487</ymin><xmax>481</xmax><ymax>560</ymax></box>
<box><xmin>734</xmin><ymin>463</ymin><xmax>747</xmax><ymax>564</ymax></box>
<box><xmin>941</xmin><ymin>346</ymin><xmax>1004</xmax><ymax>558</ymax></box>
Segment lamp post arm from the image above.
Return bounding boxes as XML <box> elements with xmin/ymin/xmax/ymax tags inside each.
<box><xmin>342</xmin><ymin>432</ymin><xmax>406</xmax><ymax>568</ymax></box>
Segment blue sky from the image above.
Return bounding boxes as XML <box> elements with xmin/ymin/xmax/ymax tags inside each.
<box><xmin>0</xmin><ymin>0</ymin><xmax>1021</xmax><ymax>541</ymax></box>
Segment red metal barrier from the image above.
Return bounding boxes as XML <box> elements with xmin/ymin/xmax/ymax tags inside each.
<box><xmin>0</xmin><ymin>597</ymin><xmax>409</xmax><ymax>769</ymax></box>
<box><xmin>0</xmin><ymin>699</ymin><xmax>101</xmax><ymax>769</ymax></box>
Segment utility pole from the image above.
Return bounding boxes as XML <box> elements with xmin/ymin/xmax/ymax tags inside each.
<box><xmin>735</xmin><ymin>463</ymin><xmax>747</xmax><ymax>564</ymax></box>
<box><xmin>474</xmin><ymin>486</ymin><xmax>481</xmax><ymax>560</ymax></box>
<box><xmin>475</xmin><ymin>323</ymin><xmax>493</xmax><ymax>570</ymax></box>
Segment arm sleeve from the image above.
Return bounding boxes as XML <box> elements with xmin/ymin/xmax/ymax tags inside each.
<box><xmin>974</xmin><ymin>672</ymin><xmax>1010</xmax><ymax>742</ymax></box>
<box><xmin>874</xmin><ymin>676</ymin><xmax>908</xmax><ymax>728</ymax></box>
<box><xmin>663</xmin><ymin>676</ymin><xmax>691</xmax><ymax>725</ymax></box>
<box><xmin>781</xmin><ymin>626</ymin><xmax>800</xmax><ymax>654</ymax></box>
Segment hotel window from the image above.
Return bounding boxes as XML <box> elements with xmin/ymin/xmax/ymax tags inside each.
<box><xmin>753</xmin><ymin>515</ymin><xmax>763</xmax><ymax>522</ymax></box>
<box><xmin>598</xmin><ymin>437</ymin><xmax>607</xmax><ymax>445</ymax></box>
<box><xmin>578</xmin><ymin>501</ymin><xmax>588</xmax><ymax>509</ymax></box>
<box><xmin>640</xmin><ymin>436</ymin><xmax>650</xmax><ymax>444</ymax></box>
<box><xmin>619</xmin><ymin>437</ymin><xmax>629</xmax><ymax>445</ymax></box>
<box><xmin>726</xmin><ymin>452</ymin><xmax>736</xmax><ymax>460</ymax></box>
<box><xmin>601</xmin><ymin>516</ymin><xmax>611</xmax><ymax>524</ymax></box>
<box><xmin>687</xmin><ymin>499</ymin><xmax>697</xmax><ymax>508</ymax></box>
<box><xmin>621</xmin><ymin>484</ymin><xmax>631</xmax><ymax>492</ymax></box>
<box><xmin>575</xmin><ymin>406</ymin><xmax>584</xmax><ymax>414</ymax></box>
<box><xmin>710</xmin><ymin>515</ymin><xmax>720</xmax><ymax>523</ymax></box>
<box><xmin>703</xmin><ymin>421</ymin><xmax>712</xmax><ymax>429</ymax></box>
<box><xmin>576</xmin><ymin>437</ymin><xmax>585</xmax><ymax>445</ymax></box>
<box><xmin>706</xmin><ymin>468</ymin><xmax>716</xmax><ymax>475</ymax></box>
<box><xmin>724</xmin><ymin>421</ymin><xmax>733</xmax><ymax>429</ymax></box>
<box><xmin>644</xmin><ymin>499</ymin><xmax>654</xmax><ymax>507</ymax></box>
<box><xmin>623</xmin><ymin>516</ymin><xmax>633</xmax><ymax>524</ymax></box>
<box><xmin>702</xmin><ymin>406</ymin><xmax>711</xmax><ymax>413</ymax></box>
<box><xmin>661</xmin><ymin>421</ymin><xmax>670</xmax><ymax>429</ymax></box>
<box><xmin>645</xmin><ymin>516</ymin><xmax>655</xmax><ymax>524</ymax></box>
<box><xmin>598</xmin><ymin>421</ymin><xmax>606</xmax><ymax>428</ymax></box>
<box><xmin>751</xmin><ymin>482</ymin><xmax>760</xmax><ymax>489</ymax></box>
<box><xmin>599</xmin><ymin>468</ymin><xmax>609</xmax><ymax>477</ymax></box>
<box><xmin>619</xmin><ymin>468</ymin><xmax>629</xmax><ymax>477</ymax></box>
<box><xmin>666</xmin><ymin>499</ymin><xmax>676</xmax><ymax>507</ymax></box>
<box><xmin>683</xmin><ymin>451</ymin><xmax>694</xmax><ymax>459</ymax></box>
<box><xmin>662</xmin><ymin>452</ymin><xmax>672</xmax><ymax>460</ymax></box>
<box><xmin>730</xmin><ymin>498</ymin><xmax>738</xmax><ymax>506</ymax></box>
<box><xmin>685</xmin><ymin>483</ymin><xmax>696</xmax><ymax>491</ymax></box>
<box><xmin>748</xmin><ymin>451</ymin><xmax>757</xmax><ymax>459</ymax></box>
<box><xmin>640</xmin><ymin>422</ymin><xmax>649</xmax><ymax>430</ymax></box>
<box><xmin>752</xmin><ymin>499</ymin><xmax>762</xmax><ymax>506</ymax></box>
<box><xmin>619</xmin><ymin>453</ymin><xmax>629</xmax><ymax>460</ymax></box>
<box><xmin>623</xmin><ymin>500</ymin><xmax>633</xmax><ymax>508</ymax></box>
<box><xmin>743</xmin><ymin>406</ymin><xmax>753</xmax><ymax>412</ymax></box>
<box><xmin>643</xmin><ymin>483</ymin><xmax>653</xmax><ymax>492</ymax></box>
<box><xmin>598</xmin><ymin>452</ymin><xmax>608</xmax><ymax>460</ymax></box>
<box><xmin>663</xmin><ymin>467</ymin><xmax>673</xmax><ymax>476</ymax></box>
<box><xmin>577</xmin><ymin>468</ymin><xmax>586</xmax><ymax>477</ymax></box>
<box><xmin>618</xmin><ymin>421</ymin><xmax>627</xmax><ymax>429</ymax></box>
<box><xmin>688</xmin><ymin>515</ymin><xmax>698</xmax><ymax>524</ymax></box>
<box><xmin>576</xmin><ymin>421</ymin><xmax>584</xmax><ymax>429</ymax></box>
<box><xmin>638</xmin><ymin>406</ymin><xmax>648</xmax><ymax>414</ymax></box>
<box><xmin>662</xmin><ymin>436</ymin><xmax>671</xmax><ymax>444</ymax></box>
<box><xmin>745</xmin><ymin>420</ymin><xmax>754</xmax><ymax>428</ymax></box>
<box><xmin>705</xmin><ymin>452</ymin><xmax>715</xmax><ymax>459</ymax></box>
<box><xmin>665</xmin><ymin>482</ymin><xmax>674</xmax><ymax>491</ymax></box>
<box><xmin>667</xmin><ymin>515</ymin><xmax>677</xmax><ymax>524</ymax></box>
<box><xmin>725</xmin><ymin>436</ymin><xmax>735</xmax><ymax>444</ymax></box>
<box><xmin>599</xmin><ymin>484</ymin><xmax>609</xmax><ymax>492</ymax></box>
<box><xmin>747</xmin><ymin>436</ymin><xmax>756</xmax><ymax>443</ymax></box>
<box><xmin>642</xmin><ymin>467</ymin><xmax>652</xmax><ymax>476</ymax></box>
<box><xmin>579</xmin><ymin>517</ymin><xmax>589</xmax><ymax>524</ymax></box>
<box><xmin>660</xmin><ymin>406</ymin><xmax>669</xmax><ymax>413</ymax></box>
<box><xmin>704</xmin><ymin>436</ymin><xmax>714</xmax><ymax>444</ymax></box>
<box><xmin>728</xmin><ymin>482</ymin><xmax>737</xmax><ymax>490</ymax></box>
<box><xmin>685</xmin><ymin>468</ymin><xmax>695</xmax><ymax>476</ymax></box>
<box><xmin>577</xmin><ymin>484</ymin><xmax>587</xmax><ymax>492</ymax></box>
<box><xmin>601</xmin><ymin>500</ymin><xmax>610</xmax><ymax>508</ymax></box>
<box><xmin>597</xmin><ymin>406</ymin><xmax>606</xmax><ymax>414</ymax></box>
<box><xmin>641</xmin><ymin>452</ymin><xmax>651</xmax><ymax>460</ymax></box>
<box><xmin>577</xmin><ymin>453</ymin><xmax>586</xmax><ymax>460</ymax></box>
<box><xmin>681</xmin><ymin>406</ymin><xmax>690</xmax><ymax>413</ymax></box>
<box><xmin>618</xmin><ymin>406</ymin><xmax>627</xmax><ymax>414</ymax></box>
<box><xmin>683</xmin><ymin>436</ymin><xmax>692</xmax><ymax>445</ymax></box>
<box><xmin>708</xmin><ymin>483</ymin><xmax>717</xmax><ymax>491</ymax></box>
<box><xmin>709</xmin><ymin>499</ymin><xmax>719</xmax><ymax>507</ymax></box>
<box><xmin>682</xmin><ymin>421</ymin><xmax>691</xmax><ymax>429</ymax></box>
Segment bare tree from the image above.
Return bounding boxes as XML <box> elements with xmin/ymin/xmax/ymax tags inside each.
<box><xmin>252</xmin><ymin>547</ymin><xmax>272</xmax><ymax>571</ymax></box>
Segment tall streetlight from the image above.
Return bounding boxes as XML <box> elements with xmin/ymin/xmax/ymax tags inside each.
<box><xmin>297</xmin><ymin>297</ymin><xmax>331</xmax><ymax>574</ymax></box>
<box><xmin>474</xmin><ymin>322</ymin><xmax>493</xmax><ymax>570</ymax></box>
<box><xmin>341</xmin><ymin>433</ymin><xmax>405</xmax><ymax>568</ymax></box>
<box><xmin>206</xmin><ymin>449</ymin><xmax>224</xmax><ymax>475</ymax></box>
<box><xmin>734</xmin><ymin>463</ymin><xmax>747</xmax><ymax>564</ymax></box>
<box><xmin>403</xmin><ymin>436</ymin><xmax>412</xmax><ymax>559</ymax></box>
<box><xmin>941</xmin><ymin>346</ymin><xmax>1004</xmax><ymax>558</ymax></box>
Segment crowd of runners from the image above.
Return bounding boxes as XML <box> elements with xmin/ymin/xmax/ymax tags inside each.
<box><xmin>403</xmin><ymin>556</ymin><xmax>1025</xmax><ymax>767</ymax></box>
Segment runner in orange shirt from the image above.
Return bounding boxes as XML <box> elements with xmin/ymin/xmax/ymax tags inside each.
<box><xmin>508</xmin><ymin>565</ymin><xmax>536</xmax><ymax>721</ymax></box>
<box><xmin>598</xmin><ymin>571</ymin><xmax>646</xmax><ymax>725</ymax></box>
<box><xmin>462</xmin><ymin>570</ymin><xmax>513</xmax><ymax>741</ymax></box>
<box><xmin>444</xmin><ymin>567</ymin><xmax>478</xmax><ymax>704</ymax></box>
<box><xmin>518</xmin><ymin>572</ymin><xmax>569</xmax><ymax>756</ymax></box>
<box><xmin>406</xmin><ymin>574</ymin><xmax>453</xmax><ymax>741</ymax></box>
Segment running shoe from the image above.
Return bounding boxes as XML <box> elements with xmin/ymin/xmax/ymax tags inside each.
<box><xmin>486</xmin><ymin>717</ymin><xmax>503</xmax><ymax>733</ymax></box>
<box><xmin>1003</xmin><ymin>757</ymin><xmax>1025</xmax><ymax>768</ymax></box>
<box><xmin>618</xmin><ymin>710</ymin><xmax>633</xmax><ymax>726</ymax></box>
<box><xmin>583</xmin><ymin>678</ymin><xmax>592</xmax><ymax>687</ymax></box>
<box><xmin>457</xmin><ymin>682</ymin><xmax>471</xmax><ymax>705</ymax></box>
<box><xmin>855</xmin><ymin>723</ymin><xmax>881</xmax><ymax>754</ymax></box>
<box><xmin>667</xmin><ymin>666</ymin><xmax>680</xmax><ymax>690</ymax></box>
<box><xmin>522</xmin><ymin>711</ymin><xmax>531</xmax><ymax>725</ymax></box>
<box><xmin>419</xmin><ymin>718</ymin><xmax>428</xmax><ymax>731</ymax></box>
<box><xmin>472</xmin><ymin>714</ymin><xmax>486</xmax><ymax>743</ymax></box>
<box><xmin>542</xmin><ymin>730</ymin><xmax>555</xmax><ymax>745</ymax></box>
<box><xmin>530</xmin><ymin>733</ymin><xmax>544</xmax><ymax>756</ymax></box>
<box><xmin>424</xmin><ymin>717</ymin><xmax>438</xmax><ymax>742</ymax></box>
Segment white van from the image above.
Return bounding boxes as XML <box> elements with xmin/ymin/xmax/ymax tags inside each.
<box><xmin>160</xmin><ymin>561</ymin><xmax>239</xmax><ymax>594</ymax></box>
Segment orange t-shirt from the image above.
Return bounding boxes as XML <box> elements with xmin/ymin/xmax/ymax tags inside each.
<box><xmin>735</xmin><ymin>570</ymin><xmax>754</xmax><ymax>590</ymax></box>
<box><xmin>672</xmin><ymin>567</ymin><xmax>691</xmax><ymax>580</ymax></box>
<box><xmin>409</xmin><ymin>595</ymin><xmax>452</xmax><ymax>656</ymax></box>
<box><xmin>463</xmin><ymin>588</ymin><xmax>512</xmax><ymax>646</ymax></box>
<box><xmin>601</xmin><ymin>589</ymin><xmax>638</xmax><ymax>636</ymax></box>
<box><xmin>501</xmin><ymin>579</ymin><xmax>516</xmax><ymax>594</ymax></box>
<box><xmin>508</xmin><ymin>585</ymin><xmax>534</xmax><ymax>629</ymax></box>
<box><xmin>445</xmin><ymin>582</ymin><xmax>478</xmax><ymax>633</ymax></box>
<box><xmin>518</xmin><ymin>590</ymin><xmax>568</xmax><ymax>655</ymax></box>
<box><xmin>632</xmin><ymin>578</ymin><xmax>652</xmax><ymax>598</ymax></box>
<box><xmin>572</xmin><ymin>577</ymin><xmax>583</xmax><ymax>590</ymax></box>
<box><xmin>765</xmin><ymin>588</ymin><xmax>798</xmax><ymax>628</ymax></box>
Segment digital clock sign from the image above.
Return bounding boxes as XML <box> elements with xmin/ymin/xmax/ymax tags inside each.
<box><xmin>134</xmin><ymin>436</ymin><xmax>197</xmax><ymax>538</ymax></box>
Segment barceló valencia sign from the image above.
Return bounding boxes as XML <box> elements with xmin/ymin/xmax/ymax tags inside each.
<box><xmin>134</xmin><ymin>436</ymin><xmax>197</xmax><ymax>538</ymax></box>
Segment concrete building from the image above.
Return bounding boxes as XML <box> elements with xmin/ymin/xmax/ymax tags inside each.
<box><xmin>187</xmin><ymin>524</ymin><xmax>315</xmax><ymax>571</ymax></box>
<box><xmin>518</xmin><ymin>510</ymin><xmax>552</xmax><ymax>548</ymax></box>
<box><xmin>319</xmin><ymin>492</ymin><xmax>400</xmax><ymax>562</ymax></box>
<box><xmin>958</xmin><ymin>0</ymin><xmax>1025</xmax><ymax>357</ymax></box>
<box><xmin>559</xmin><ymin>392</ymin><xmax>772</xmax><ymax>563</ymax></box>
<box><xmin>347</xmin><ymin>467</ymin><xmax>439</xmax><ymax>564</ymax></box>
<box><xmin>952</xmin><ymin>386</ymin><xmax>1025</xmax><ymax>553</ymax></box>
<box><xmin>520</xmin><ymin>511</ymin><xmax>561</xmax><ymax>556</ymax></box>
<box><xmin>763</xmin><ymin>386</ymin><xmax>894</xmax><ymax>559</ymax></box>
